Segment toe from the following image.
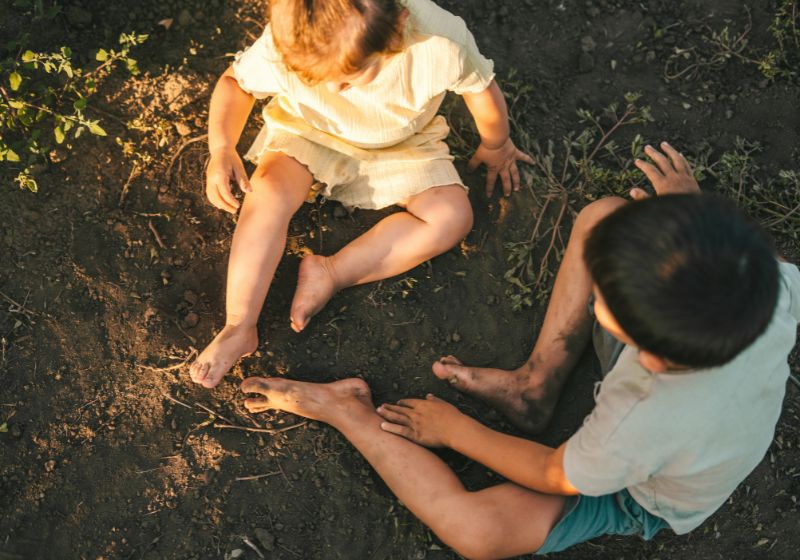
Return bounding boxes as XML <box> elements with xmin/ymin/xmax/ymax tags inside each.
<box><xmin>244</xmin><ymin>396</ymin><xmax>270</xmax><ymax>412</ymax></box>
<box><xmin>440</xmin><ymin>355</ymin><xmax>463</xmax><ymax>366</ymax></box>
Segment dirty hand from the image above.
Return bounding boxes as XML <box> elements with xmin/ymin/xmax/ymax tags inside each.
<box><xmin>631</xmin><ymin>142</ymin><xmax>701</xmax><ymax>200</ymax></box>
<box><xmin>377</xmin><ymin>394</ymin><xmax>463</xmax><ymax>448</ymax></box>
<box><xmin>468</xmin><ymin>138</ymin><xmax>534</xmax><ymax>198</ymax></box>
<box><xmin>205</xmin><ymin>146</ymin><xmax>253</xmax><ymax>213</ymax></box>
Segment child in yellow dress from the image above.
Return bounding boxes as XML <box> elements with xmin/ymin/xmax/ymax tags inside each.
<box><xmin>190</xmin><ymin>0</ymin><xmax>532</xmax><ymax>388</ymax></box>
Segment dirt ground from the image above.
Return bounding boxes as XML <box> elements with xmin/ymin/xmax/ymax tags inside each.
<box><xmin>2</xmin><ymin>1</ymin><xmax>799</xmax><ymax>559</ymax></box>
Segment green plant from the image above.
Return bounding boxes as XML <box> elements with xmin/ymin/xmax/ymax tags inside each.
<box><xmin>698</xmin><ymin>138</ymin><xmax>800</xmax><ymax>240</ymax></box>
<box><xmin>758</xmin><ymin>0</ymin><xmax>799</xmax><ymax>81</ymax></box>
<box><xmin>1</xmin><ymin>32</ymin><xmax>147</xmax><ymax>191</ymax></box>
<box><xmin>502</xmin><ymin>93</ymin><xmax>654</xmax><ymax>310</ymax></box>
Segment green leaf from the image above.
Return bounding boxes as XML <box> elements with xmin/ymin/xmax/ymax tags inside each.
<box><xmin>54</xmin><ymin>125</ymin><xmax>65</xmax><ymax>144</ymax></box>
<box><xmin>6</xmin><ymin>148</ymin><xmax>21</xmax><ymax>162</ymax></box>
<box><xmin>21</xmin><ymin>50</ymin><xmax>36</xmax><ymax>62</ymax></box>
<box><xmin>95</xmin><ymin>49</ymin><xmax>108</xmax><ymax>62</ymax></box>
<box><xmin>9</xmin><ymin>71</ymin><xmax>22</xmax><ymax>91</ymax></box>
<box><xmin>88</xmin><ymin>122</ymin><xmax>106</xmax><ymax>136</ymax></box>
<box><xmin>8</xmin><ymin>100</ymin><xmax>24</xmax><ymax>109</ymax></box>
<box><xmin>73</xmin><ymin>97</ymin><xmax>87</xmax><ymax>111</ymax></box>
<box><xmin>0</xmin><ymin>422</ymin><xmax>7</xmax><ymax>433</ymax></box>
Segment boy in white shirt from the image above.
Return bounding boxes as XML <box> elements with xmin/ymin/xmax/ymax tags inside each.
<box><xmin>239</xmin><ymin>143</ymin><xmax>800</xmax><ymax>557</ymax></box>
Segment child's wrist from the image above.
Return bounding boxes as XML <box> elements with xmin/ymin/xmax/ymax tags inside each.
<box><xmin>480</xmin><ymin>136</ymin><xmax>510</xmax><ymax>151</ymax></box>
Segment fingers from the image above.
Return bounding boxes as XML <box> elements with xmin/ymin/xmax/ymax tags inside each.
<box><xmin>510</xmin><ymin>162</ymin><xmax>521</xmax><ymax>193</ymax></box>
<box><xmin>629</xmin><ymin>187</ymin><xmax>650</xmax><ymax>201</ymax></box>
<box><xmin>467</xmin><ymin>153</ymin><xmax>480</xmax><ymax>173</ymax></box>
<box><xmin>499</xmin><ymin>168</ymin><xmax>512</xmax><ymax>197</ymax></box>
<box><xmin>644</xmin><ymin>144</ymin><xmax>672</xmax><ymax>175</ymax></box>
<box><xmin>660</xmin><ymin>141</ymin><xmax>692</xmax><ymax>175</ymax></box>
<box><xmin>425</xmin><ymin>393</ymin><xmax>444</xmax><ymax>403</ymax></box>
<box><xmin>379</xmin><ymin>421</ymin><xmax>414</xmax><ymax>439</ymax></box>
<box><xmin>240</xmin><ymin>376</ymin><xmax>272</xmax><ymax>396</ymax></box>
<box><xmin>634</xmin><ymin>158</ymin><xmax>663</xmax><ymax>186</ymax></box>
<box><xmin>233</xmin><ymin>162</ymin><xmax>253</xmax><ymax>194</ymax></box>
<box><xmin>485</xmin><ymin>168</ymin><xmax>498</xmax><ymax>197</ymax></box>
<box><xmin>206</xmin><ymin>178</ymin><xmax>240</xmax><ymax>214</ymax></box>
<box><xmin>517</xmin><ymin>150</ymin><xmax>535</xmax><ymax>165</ymax></box>
<box><xmin>377</xmin><ymin>404</ymin><xmax>412</xmax><ymax>425</ymax></box>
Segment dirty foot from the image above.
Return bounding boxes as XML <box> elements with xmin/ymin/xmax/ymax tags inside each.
<box><xmin>189</xmin><ymin>324</ymin><xmax>258</xmax><ymax>389</ymax></box>
<box><xmin>241</xmin><ymin>377</ymin><xmax>372</xmax><ymax>424</ymax></box>
<box><xmin>290</xmin><ymin>255</ymin><xmax>340</xmax><ymax>333</ymax></box>
<box><xmin>432</xmin><ymin>355</ymin><xmax>557</xmax><ymax>434</ymax></box>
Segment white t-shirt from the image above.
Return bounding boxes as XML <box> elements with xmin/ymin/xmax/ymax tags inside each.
<box><xmin>565</xmin><ymin>261</ymin><xmax>800</xmax><ymax>534</ymax></box>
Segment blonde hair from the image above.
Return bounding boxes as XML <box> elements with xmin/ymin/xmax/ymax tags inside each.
<box><xmin>268</xmin><ymin>0</ymin><xmax>405</xmax><ymax>85</ymax></box>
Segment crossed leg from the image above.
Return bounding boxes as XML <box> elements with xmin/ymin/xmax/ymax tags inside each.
<box><xmin>289</xmin><ymin>184</ymin><xmax>473</xmax><ymax>332</ymax></box>
<box><xmin>242</xmin><ymin>377</ymin><xmax>565</xmax><ymax>560</ymax></box>
<box><xmin>432</xmin><ymin>197</ymin><xmax>627</xmax><ymax>433</ymax></box>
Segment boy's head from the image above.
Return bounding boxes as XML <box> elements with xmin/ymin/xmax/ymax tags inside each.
<box><xmin>585</xmin><ymin>194</ymin><xmax>779</xmax><ymax>371</ymax></box>
<box><xmin>269</xmin><ymin>0</ymin><xmax>406</xmax><ymax>88</ymax></box>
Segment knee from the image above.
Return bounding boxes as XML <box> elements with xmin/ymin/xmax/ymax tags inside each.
<box><xmin>248</xmin><ymin>173</ymin><xmax>307</xmax><ymax>213</ymax></box>
<box><xmin>574</xmin><ymin>196</ymin><xmax>626</xmax><ymax>236</ymax></box>
<box><xmin>426</xmin><ymin>188</ymin><xmax>474</xmax><ymax>244</ymax></box>
<box><xmin>438</xmin><ymin>525</ymin><xmax>502</xmax><ymax>560</ymax></box>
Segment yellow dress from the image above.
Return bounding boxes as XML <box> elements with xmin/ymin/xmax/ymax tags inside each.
<box><xmin>232</xmin><ymin>0</ymin><xmax>495</xmax><ymax>209</ymax></box>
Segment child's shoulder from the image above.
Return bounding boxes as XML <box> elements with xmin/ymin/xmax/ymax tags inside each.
<box><xmin>404</xmin><ymin>0</ymin><xmax>474</xmax><ymax>48</ymax></box>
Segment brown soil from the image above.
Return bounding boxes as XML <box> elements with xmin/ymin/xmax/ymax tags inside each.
<box><xmin>2</xmin><ymin>1</ymin><xmax>799</xmax><ymax>559</ymax></box>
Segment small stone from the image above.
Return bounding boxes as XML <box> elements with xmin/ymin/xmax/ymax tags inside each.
<box><xmin>578</xmin><ymin>52</ymin><xmax>595</xmax><ymax>73</ymax></box>
<box><xmin>177</xmin><ymin>9</ymin><xmax>193</xmax><ymax>27</ymax></box>
<box><xmin>173</xmin><ymin>256</ymin><xmax>187</xmax><ymax>268</ymax></box>
<box><xmin>11</xmin><ymin>424</ymin><xmax>22</xmax><ymax>438</ymax></box>
<box><xmin>254</xmin><ymin>528</ymin><xmax>276</xmax><ymax>551</ymax></box>
<box><xmin>229</xmin><ymin>549</ymin><xmax>243</xmax><ymax>559</ymax></box>
<box><xmin>725</xmin><ymin>109</ymin><xmax>734</xmax><ymax>119</ymax></box>
<box><xmin>645</xmin><ymin>50</ymin><xmax>656</xmax><ymax>64</ymax></box>
<box><xmin>332</xmin><ymin>205</ymin><xmax>348</xmax><ymax>219</ymax></box>
<box><xmin>44</xmin><ymin>460</ymin><xmax>56</xmax><ymax>472</ymax></box>
<box><xmin>160</xmin><ymin>269</ymin><xmax>172</xmax><ymax>281</ymax></box>
<box><xmin>485</xmin><ymin>295</ymin><xmax>498</xmax><ymax>305</ymax></box>
<box><xmin>580</xmin><ymin>35</ymin><xmax>596</xmax><ymax>52</ymax></box>
<box><xmin>174</xmin><ymin>122</ymin><xmax>191</xmax><ymax>136</ymax></box>
<box><xmin>389</xmin><ymin>338</ymin><xmax>401</xmax><ymax>351</ymax></box>
<box><xmin>182</xmin><ymin>312</ymin><xmax>200</xmax><ymax>329</ymax></box>
<box><xmin>451</xmin><ymin>332</ymin><xmax>461</xmax><ymax>343</ymax></box>
<box><xmin>183</xmin><ymin>290</ymin><xmax>198</xmax><ymax>305</ymax></box>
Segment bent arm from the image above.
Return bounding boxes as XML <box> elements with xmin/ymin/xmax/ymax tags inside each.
<box><xmin>461</xmin><ymin>80</ymin><xmax>509</xmax><ymax>149</ymax></box>
<box><xmin>448</xmin><ymin>415</ymin><xmax>579</xmax><ymax>496</ymax></box>
<box><xmin>207</xmin><ymin>66</ymin><xmax>257</xmax><ymax>154</ymax></box>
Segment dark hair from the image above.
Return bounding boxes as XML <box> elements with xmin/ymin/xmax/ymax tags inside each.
<box><xmin>584</xmin><ymin>194</ymin><xmax>779</xmax><ymax>368</ymax></box>
<box><xmin>269</xmin><ymin>0</ymin><xmax>404</xmax><ymax>85</ymax></box>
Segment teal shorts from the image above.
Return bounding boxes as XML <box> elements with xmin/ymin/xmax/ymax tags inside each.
<box><xmin>536</xmin><ymin>489</ymin><xmax>668</xmax><ymax>555</ymax></box>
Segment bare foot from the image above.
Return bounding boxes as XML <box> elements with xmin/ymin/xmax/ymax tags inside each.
<box><xmin>241</xmin><ymin>377</ymin><xmax>372</xmax><ymax>424</ymax></box>
<box><xmin>290</xmin><ymin>255</ymin><xmax>340</xmax><ymax>333</ymax></box>
<box><xmin>431</xmin><ymin>355</ymin><xmax>558</xmax><ymax>434</ymax></box>
<box><xmin>189</xmin><ymin>324</ymin><xmax>258</xmax><ymax>389</ymax></box>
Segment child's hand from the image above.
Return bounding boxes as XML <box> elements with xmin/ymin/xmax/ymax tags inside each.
<box><xmin>468</xmin><ymin>138</ymin><xmax>534</xmax><ymax>198</ymax></box>
<box><xmin>632</xmin><ymin>142</ymin><xmax>701</xmax><ymax>200</ymax></box>
<box><xmin>377</xmin><ymin>394</ymin><xmax>463</xmax><ymax>448</ymax></box>
<box><xmin>206</xmin><ymin>147</ymin><xmax>253</xmax><ymax>214</ymax></box>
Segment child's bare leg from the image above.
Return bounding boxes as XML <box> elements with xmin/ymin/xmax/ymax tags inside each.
<box><xmin>189</xmin><ymin>152</ymin><xmax>313</xmax><ymax>388</ymax></box>
<box><xmin>290</xmin><ymin>185</ymin><xmax>472</xmax><ymax>331</ymax></box>
<box><xmin>242</xmin><ymin>376</ymin><xmax>565</xmax><ymax>558</ymax></box>
<box><xmin>433</xmin><ymin>197</ymin><xmax>627</xmax><ymax>433</ymax></box>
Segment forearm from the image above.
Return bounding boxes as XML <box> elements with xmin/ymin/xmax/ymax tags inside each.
<box><xmin>462</xmin><ymin>80</ymin><xmax>510</xmax><ymax>149</ymax></box>
<box><xmin>208</xmin><ymin>67</ymin><xmax>256</xmax><ymax>154</ymax></box>
<box><xmin>448</xmin><ymin>415</ymin><xmax>578</xmax><ymax>495</ymax></box>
